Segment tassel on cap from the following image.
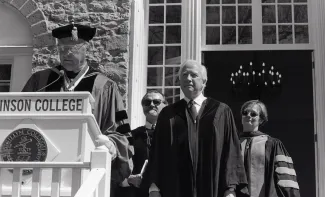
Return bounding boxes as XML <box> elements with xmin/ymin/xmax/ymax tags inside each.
<box><xmin>71</xmin><ymin>20</ymin><xmax>78</xmax><ymax>41</ymax></box>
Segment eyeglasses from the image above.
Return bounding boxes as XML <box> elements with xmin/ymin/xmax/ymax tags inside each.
<box><xmin>142</xmin><ymin>99</ymin><xmax>162</xmax><ymax>107</ymax></box>
<box><xmin>58</xmin><ymin>43</ymin><xmax>86</xmax><ymax>53</ymax></box>
<box><xmin>242</xmin><ymin>110</ymin><xmax>259</xmax><ymax>118</ymax></box>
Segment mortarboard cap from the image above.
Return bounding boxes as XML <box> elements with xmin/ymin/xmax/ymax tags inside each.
<box><xmin>52</xmin><ymin>22</ymin><xmax>96</xmax><ymax>42</ymax></box>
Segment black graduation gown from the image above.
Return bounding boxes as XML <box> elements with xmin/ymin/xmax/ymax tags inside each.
<box><xmin>132</xmin><ymin>126</ymin><xmax>153</xmax><ymax>174</ymax></box>
<box><xmin>147</xmin><ymin>98</ymin><xmax>249</xmax><ymax>197</ymax></box>
<box><xmin>240</xmin><ymin>131</ymin><xmax>300</xmax><ymax>197</ymax></box>
<box><xmin>21</xmin><ymin>65</ymin><xmax>133</xmax><ymax>184</ymax></box>
<box><xmin>118</xmin><ymin>126</ymin><xmax>153</xmax><ymax>197</ymax></box>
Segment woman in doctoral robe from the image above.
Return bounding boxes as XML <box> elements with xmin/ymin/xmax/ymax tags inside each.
<box><xmin>239</xmin><ymin>100</ymin><xmax>300</xmax><ymax>197</ymax></box>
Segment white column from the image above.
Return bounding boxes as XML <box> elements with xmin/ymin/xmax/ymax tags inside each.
<box><xmin>311</xmin><ymin>0</ymin><xmax>325</xmax><ymax>196</ymax></box>
<box><xmin>182</xmin><ymin>0</ymin><xmax>202</xmax><ymax>63</ymax></box>
<box><xmin>128</xmin><ymin>0</ymin><xmax>147</xmax><ymax>129</ymax></box>
<box><xmin>11</xmin><ymin>55</ymin><xmax>32</xmax><ymax>92</ymax></box>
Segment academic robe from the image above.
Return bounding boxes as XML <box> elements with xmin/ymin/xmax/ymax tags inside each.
<box><xmin>117</xmin><ymin>126</ymin><xmax>153</xmax><ymax>197</ymax></box>
<box><xmin>240</xmin><ymin>131</ymin><xmax>300</xmax><ymax>197</ymax></box>
<box><xmin>22</xmin><ymin>65</ymin><xmax>133</xmax><ymax>184</ymax></box>
<box><xmin>132</xmin><ymin>126</ymin><xmax>153</xmax><ymax>175</ymax></box>
<box><xmin>147</xmin><ymin>98</ymin><xmax>249</xmax><ymax>197</ymax></box>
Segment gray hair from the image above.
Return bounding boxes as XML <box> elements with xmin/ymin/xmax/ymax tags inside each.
<box><xmin>241</xmin><ymin>100</ymin><xmax>268</xmax><ymax>126</ymax></box>
<box><xmin>178</xmin><ymin>60</ymin><xmax>208</xmax><ymax>84</ymax></box>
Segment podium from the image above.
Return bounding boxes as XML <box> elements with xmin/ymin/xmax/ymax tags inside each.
<box><xmin>0</xmin><ymin>92</ymin><xmax>105</xmax><ymax>196</ymax></box>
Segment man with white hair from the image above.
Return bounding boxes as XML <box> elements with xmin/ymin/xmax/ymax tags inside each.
<box><xmin>147</xmin><ymin>60</ymin><xmax>249</xmax><ymax>197</ymax></box>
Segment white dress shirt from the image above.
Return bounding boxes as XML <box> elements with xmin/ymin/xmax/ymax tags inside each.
<box><xmin>183</xmin><ymin>93</ymin><xmax>207</xmax><ymax>113</ymax></box>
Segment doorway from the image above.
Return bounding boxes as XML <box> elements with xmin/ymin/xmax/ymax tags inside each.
<box><xmin>203</xmin><ymin>50</ymin><xmax>315</xmax><ymax>197</ymax></box>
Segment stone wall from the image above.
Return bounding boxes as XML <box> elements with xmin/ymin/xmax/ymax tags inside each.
<box><xmin>0</xmin><ymin>0</ymin><xmax>131</xmax><ymax>102</ymax></box>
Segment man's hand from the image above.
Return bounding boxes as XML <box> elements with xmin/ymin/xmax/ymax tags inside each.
<box><xmin>104</xmin><ymin>139</ymin><xmax>117</xmax><ymax>159</ymax></box>
<box><xmin>127</xmin><ymin>174</ymin><xmax>142</xmax><ymax>188</ymax></box>
<box><xmin>96</xmin><ymin>135</ymin><xmax>117</xmax><ymax>159</ymax></box>
<box><xmin>223</xmin><ymin>189</ymin><xmax>236</xmax><ymax>197</ymax></box>
<box><xmin>149</xmin><ymin>191</ymin><xmax>161</xmax><ymax>197</ymax></box>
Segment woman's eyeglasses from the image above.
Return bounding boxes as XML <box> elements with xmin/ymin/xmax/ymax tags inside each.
<box><xmin>142</xmin><ymin>99</ymin><xmax>162</xmax><ymax>107</ymax></box>
<box><xmin>242</xmin><ymin>110</ymin><xmax>259</xmax><ymax>118</ymax></box>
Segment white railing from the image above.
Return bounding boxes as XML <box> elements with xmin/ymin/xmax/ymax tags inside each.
<box><xmin>0</xmin><ymin>146</ymin><xmax>111</xmax><ymax>197</ymax></box>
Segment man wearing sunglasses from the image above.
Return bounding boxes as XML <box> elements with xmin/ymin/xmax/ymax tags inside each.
<box><xmin>147</xmin><ymin>60</ymin><xmax>249</xmax><ymax>197</ymax></box>
<box><xmin>119</xmin><ymin>90</ymin><xmax>167</xmax><ymax>197</ymax></box>
<box><xmin>22</xmin><ymin>21</ymin><xmax>133</xmax><ymax>197</ymax></box>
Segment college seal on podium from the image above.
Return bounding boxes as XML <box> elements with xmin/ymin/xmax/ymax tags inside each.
<box><xmin>1</xmin><ymin>128</ymin><xmax>48</xmax><ymax>175</ymax></box>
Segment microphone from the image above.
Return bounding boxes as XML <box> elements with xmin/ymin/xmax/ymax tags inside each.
<box><xmin>36</xmin><ymin>69</ymin><xmax>64</xmax><ymax>92</ymax></box>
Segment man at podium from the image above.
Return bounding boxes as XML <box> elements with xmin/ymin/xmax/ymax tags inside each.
<box><xmin>22</xmin><ymin>21</ymin><xmax>133</xmax><ymax>196</ymax></box>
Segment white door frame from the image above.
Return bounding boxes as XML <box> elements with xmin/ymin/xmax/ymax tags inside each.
<box><xmin>128</xmin><ymin>0</ymin><xmax>147</xmax><ymax>129</ymax></box>
<box><xmin>310</xmin><ymin>0</ymin><xmax>325</xmax><ymax>196</ymax></box>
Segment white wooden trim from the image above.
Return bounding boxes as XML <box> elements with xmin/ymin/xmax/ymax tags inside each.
<box><xmin>1</xmin><ymin>187</ymin><xmax>72</xmax><ymax>196</ymax></box>
<box><xmin>0</xmin><ymin>162</ymin><xmax>90</xmax><ymax>168</ymax></box>
<box><xmin>311</xmin><ymin>0</ymin><xmax>325</xmax><ymax>196</ymax></box>
<box><xmin>0</xmin><ymin>150</ymin><xmax>110</xmax><ymax>196</ymax></box>
<box><xmin>307</xmin><ymin>0</ymin><xmax>313</xmax><ymax>46</ymax></box>
<box><xmin>128</xmin><ymin>0</ymin><xmax>147</xmax><ymax>129</ymax></box>
<box><xmin>201</xmin><ymin>0</ymin><xmax>207</xmax><ymax>51</ymax></box>
<box><xmin>0</xmin><ymin>114</ymin><xmax>96</xmax><ymax>120</ymax></box>
<box><xmin>275</xmin><ymin>1</ymin><xmax>279</xmax><ymax>44</ymax></box>
<box><xmin>0</xmin><ymin>169</ymin><xmax>3</xmax><ymax>195</ymax></box>
<box><xmin>202</xmin><ymin>44</ymin><xmax>313</xmax><ymax>51</ymax></box>
<box><xmin>194</xmin><ymin>0</ymin><xmax>201</xmax><ymax>62</ymax></box>
<box><xmin>71</xmin><ymin>168</ymin><xmax>82</xmax><ymax>196</ymax></box>
<box><xmin>182</xmin><ymin>1</ymin><xmax>190</xmax><ymax>61</ymax></box>
<box><xmin>252</xmin><ymin>0</ymin><xmax>262</xmax><ymax>44</ymax></box>
<box><xmin>183</xmin><ymin>0</ymin><xmax>201</xmax><ymax>62</ymax></box>
<box><xmin>291</xmin><ymin>2</ymin><xmax>295</xmax><ymax>44</ymax></box>
<box><xmin>71</xmin><ymin>169</ymin><xmax>105</xmax><ymax>197</ymax></box>
<box><xmin>74</xmin><ymin>148</ymin><xmax>110</xmax><ymax>197</ymax></box>
<box><xmin>11</xmin><ymin>55</ymin><xmax>32</xmax><ymax>92</ymax></box>
<box><xmin>0</xmin><ymin>47</ymin><xmax>32</xmax><ymax>56</ymax></box>
<box><xmin>12</xmin><ymin>167</ymin><xmax>22</xmax><ymax>197</ymax></box>
<box><xmin>0</xmin><ymin>91</ymin><xmax>93</xmax><ymax>98</ymax></box>
<box><xmin>312</xmin><ymin>51</ymin><xmax>318</xmax><ymax>197</ymax></box>
<box><xmin>96</xmin><ymin>148</ymin><xmax>111</xmax><ymax>197</ymax></box>
<box><xmin>0</xmin><ymin>47</ymin><xmax>32</xmax><ymax>93</ymax></box>
<box><xmin>31</xmin><ymin>168</ymin><xmax>41</xmax><ymax>197</ymax></box>
<box><xmin>51</xmin><ymin>168</ymin><xmax>61</xmax><ymax>197</ymax></box>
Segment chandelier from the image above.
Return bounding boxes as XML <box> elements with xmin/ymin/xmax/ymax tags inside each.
<box><xmin>230</xmin><ymin>62</ymin><xmax>283</xmax><ymax>98</ymax></box>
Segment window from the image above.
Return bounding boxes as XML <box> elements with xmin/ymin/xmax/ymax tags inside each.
<box><xmin>202</xmin><ymin>0</ymin><xmax>310</xmax><ymax>50</ymax></box>
<box><xmin>262</xmin><ymin>0</ymin><xmax>308</xmax><ymax>44</ymax></box>
<box><xmin>205</xmin><ymin>0</ymin><xmax>253</xmax><ymax>45</ymax></box>
<box><xmin>0</xmin><ymin>4</ymin><xmax>32</xmax><ymax>92</ymax></box>
<box><xmin>0</xmin><ymin>64</ymin><xmax>12</xmax><ymax>92</ymax></box>
<box><xmin>146</xmin><ymin>0</ymin><xmax>182</xmax><ymax>104</ymax></box>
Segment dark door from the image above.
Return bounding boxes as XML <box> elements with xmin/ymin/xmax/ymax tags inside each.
<box><xmin>203</xmin><ymin>50</ymin><xmax>315</xmax><ymax>197</ymax></box>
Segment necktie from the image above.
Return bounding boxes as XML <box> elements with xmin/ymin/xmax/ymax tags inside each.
<box><xmin>146</xmin><ymin>126</ymin><xmax>155</xmax><ymax>148</ymax></box>
<box><xmin>188</xmin><ymin>100</ymin><xmax>198</xmax><ymax>122</ymax></box>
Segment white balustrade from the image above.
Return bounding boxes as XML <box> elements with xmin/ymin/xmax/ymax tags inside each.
<box><xmin>0</xmin><ymin>147</ymin><xmax>111</xmax><ymax>197</ymax></box>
